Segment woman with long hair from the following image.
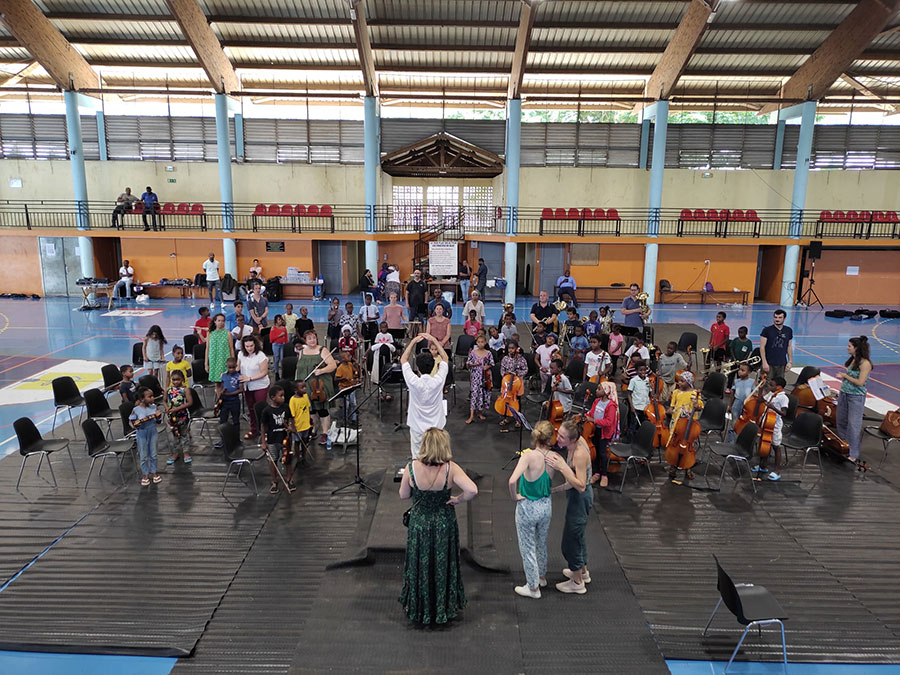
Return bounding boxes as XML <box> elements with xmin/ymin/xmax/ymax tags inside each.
<box><xmin>238</xmin><ymin>335</ymin><xmax>270</xmax><ymax>439</ymax></box>
<box><xmin>205</xmin><ymin>313</ymin><xmax>234</xmax><ymax>384</ymax></box>
<box><xmin>836</xmin><ymin>336</ymin><xmax>873</xmax><ymax>465</ymax></box>
<box><xmin>399</xmin><ymin>428</ymin><xmax>477</xmax><ymax>624</ymax></box>
<box><xmin>294</xmin><ymin>329</ymin><xmax>337</xmax><ymax>445</ymax></box>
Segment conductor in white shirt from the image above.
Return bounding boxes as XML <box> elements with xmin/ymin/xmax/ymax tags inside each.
<box><xmin>401</xmin><ymin>333</ymin><xmax>449</xmax><ymax>461</ymax></box>
<box><xmin>114</xmin><ymin>260</ymin><xmax>135</xmax><ymax>300</ymax></box>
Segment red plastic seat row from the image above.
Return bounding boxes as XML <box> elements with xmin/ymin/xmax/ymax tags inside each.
<box><xmin>540</xmin><ymin>207</ymin><xmax>620</xmax><ymax>220</ymax></box>
<box><xmin>253</xmin><ymin>204</ymin><xmax>333</xmax><ymax>217</ymax></box>
<box><xmin>679</xmin><ymin>208</ymin><xmax>760</xmax><ymax>222</ymax></box>
<box><xmin>819</xmin><ymin>210</ymin><xmax>897</xmax><ymax>223</ymax></box>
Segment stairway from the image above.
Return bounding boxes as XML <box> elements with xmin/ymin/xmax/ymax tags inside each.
<box><xmin>411</xmin><ymin>210</ymin><xmax>464</xmax><ymax>273</ymax></box>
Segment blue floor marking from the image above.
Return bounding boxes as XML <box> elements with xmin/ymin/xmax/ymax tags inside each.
<box><xmin>0</xmin><ymin>650</ymin><xmax>175</xmax><ymax>675</ymax></box>
<box><xmin>667</xmin><ymin>659</ymin><xmax>900</xmax><ymax>674</ymax></box>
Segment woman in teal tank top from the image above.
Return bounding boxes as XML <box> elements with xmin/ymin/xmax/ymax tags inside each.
<box><xmin>836</xmin><ymin>336</ymin><xmax>873</xmax><ymax>463</ymax></box>
<box><xmin>508</xmin><ymin>421</ymin><xmax>557</xmax><ymax>598</ymax></box>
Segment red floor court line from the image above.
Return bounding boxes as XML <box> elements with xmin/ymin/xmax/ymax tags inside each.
<box><xmin>795</xmin><ymin>346</ymin><xmax>900</xmax><ymax>395</ymax></box>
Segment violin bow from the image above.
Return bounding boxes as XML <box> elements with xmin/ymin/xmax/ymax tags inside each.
<box><xmin>303</xmin><ymin>347</ymin><xmax>339</xmax><ymax>382</ymax></box>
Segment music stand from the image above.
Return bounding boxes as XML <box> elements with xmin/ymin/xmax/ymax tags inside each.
<box><xmin>503</xmin><ymin>405</ymin><xmax>533</xmax><ymax>469</ymax></box>
<box><xmin>376</xmin><ymin>363</ymin><xmax>408</xmax><ymax>432</ymax></box>
<box><xmin>329</xmin><ymin>383</ymin><xmax>379</xmax><ymax>495</ymax></box>
<box><xmin>329</xmin><ymin>382</ymin><xmax>364</xmax><ymax>454</ymax></box>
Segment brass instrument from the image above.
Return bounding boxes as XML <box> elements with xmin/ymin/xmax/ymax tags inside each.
<box><xmin>553</xmin><ymin>299</ymin><xmax>568</xmax><ymax>313</ymax></box>
<box><xmin>720</xmin><ymin>355</ymin><xmax>761</xmax><ymax>375</ymax></box>
<box><xmin>636</xmin><ymin>292</ymin><xmax>652</xmax><ymax>322</ymax></box>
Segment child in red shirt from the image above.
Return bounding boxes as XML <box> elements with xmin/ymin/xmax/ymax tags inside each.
<box><xmin>464</xmin><ymin>309</ymin><xmax>482</xmax><ymax>338</ymax></box>
<box><xmin>193</xmin><ymin>306</ymin><xmax>211</xmax><ymax>344</ymax></box>
<box><xmin>339</xmin><ymin>325</ymin><xmax>359</xmax><ymax>361</ymax></box>
<box><xmin>269</xmin><ymin>314</ymin><xmax>289</xmax><ymax>376</ymax></box>
<box><xmin>709</xmin><ymin>311</ymin><xmax>730</xmax><ymax>367</ymax></box>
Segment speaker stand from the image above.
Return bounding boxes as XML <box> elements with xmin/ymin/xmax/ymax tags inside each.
<box><xmin>797</xmin><ymin>259</ymin><xmax>823</xmax><ymax>309</ymax></box>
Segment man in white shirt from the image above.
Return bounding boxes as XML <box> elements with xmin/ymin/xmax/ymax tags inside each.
<box><xmin>624</xmin><ymin>336</ymin><xmax>650</xmax><ymax>362</ymax></box>
<box><xmin>111</xmin><ymin>187</ymin><xmax>139</xmax><ymax>228</ymax></box>
<box><xmin>202</xmin><ymin>252</ymin><xmax>222</xmax><ymax>308</ymax></box>
<box><xmin>114</xmin><ymin>260</ymin><xmax>135</xmax><ymax>300</ymax></box>
<box><xmin>401</xmin><ymin>333</ymin><xmax>449</xmax><ymax>461</ymax></box>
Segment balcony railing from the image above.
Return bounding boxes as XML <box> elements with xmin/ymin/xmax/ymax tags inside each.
<box><xmin>0</xmin><ymin>201</ymin><xmax>896</xmax><ymax>240</ymax></box>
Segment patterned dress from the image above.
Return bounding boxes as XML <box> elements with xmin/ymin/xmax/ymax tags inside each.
<box><xmin>400</xmin><ymin>463</ymin><xmax>466</xmax><ymax>625</ymax></box>
<box><xmin>206</xmin><ymin>328</ymin><xmax>231</xmax><ymax>383</ymax></box>
<box><xmin>467</xmin><ymin>349</ymin><xmax>494</xmax><ymax>413</ymax></box>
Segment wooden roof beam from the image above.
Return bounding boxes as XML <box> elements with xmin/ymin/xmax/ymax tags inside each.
<box><xmin>761</xmin><ymin>0</ymin><xmax>900</xmax><ymax>114</ymax></box>
<box><xmin>165</xmin><ymin>0</ymin><xmax>239</xmax><ymax>94</ymax></box>
<box><xmin>634</xmin><ymin>0</ymin><xmax>718</xmax><ymax>113</ymax></box>
<box><xmin>0</xmin><ymin>0</ymin><xmax>98</xmax><ymax>92</ymax></box>
<box><xmin>350</xmin><ymin>0</ymin><xmax>377</xmax><ymax>97</ymax></box>
<box><xmin>840</xmin><ymin>73</ymin><xmax>899</xmax><ymax>112</ymax></box>
<box><xmin>508</xmin><ymin>0</ymin><xmax>537</xmax><ymax>99</ymax></box>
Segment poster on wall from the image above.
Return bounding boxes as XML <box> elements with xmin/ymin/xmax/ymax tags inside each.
<box><xmin>428</xmin><ymin>242</ymin><xmax>458</xmax><ymax>277</ymax></box>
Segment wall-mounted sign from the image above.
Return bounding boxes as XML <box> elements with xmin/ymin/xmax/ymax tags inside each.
<box><xmin>266</xmin><ymin>241</ymin><xmax>286</xmax><ymax>253</ymax></box>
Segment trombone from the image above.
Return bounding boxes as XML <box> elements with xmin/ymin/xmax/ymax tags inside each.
<box><xmin>720</xmin><ymin>355</ymin><xmax>761</xmax><ymax>375</ymax></box>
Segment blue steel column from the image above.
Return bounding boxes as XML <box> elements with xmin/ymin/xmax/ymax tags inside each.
<box><xmin>364</xmin><ymin>96</ymin><xmax>379</xmax><ymax>274</ymax></box>
<box><xmin>96</xmin><ymin>110</ymin><xmax>108</xmax><ymax>161</ymax></box>
<box><xmin>64</xmin><ymin>90</ymin><xmax>95</xmax><ymax>278</ymax></box>
<box><xmin>638</xmin><ymin>117</ymin><xmax>651</xmax><ymax>169</ymax></box>
<box><xmin>214</xmin><ymin>93</ymin><xmax>237</xmax><ymax>278</ymax></box>
<box><xmin>781</xmin><ymin>100</ymin><xmax>816</xmax><ymax>307</ymax></box>
<box><xmin>234</xmin><ymin>112</ymin><xmax>245</xmax><ymax>161</ymax></box>
<box><xmin>504</xmin><ymin>98</ymin><xmax>521</xmax><ymax>306</ymax></box>
<box><xmin>643</xmin><ymin>100</ymin><xmax>668</xmax><ymax>304</ymax></box>
<box><xmin>773</xmin><ymin>116</ymin><xmax>786</xmax><ymax>170</ymax></box>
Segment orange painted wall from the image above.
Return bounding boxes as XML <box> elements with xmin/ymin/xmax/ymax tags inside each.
<box><xmin>119</xmin><ymin>237</ymin><xmax>224</xmax><ymax>286</ymax></box>
<box><xmin>568</xmin><ymin>244</ymin><xmax>645</xmax><ymax>289</ymax></box>
<box><xmin>757</xmin><ymin>246</ymin><xmax>785</xmax><ymax>303</ymax></box>
<box><xmin>236</xmin><ymin>239</ymin><xmax>315</xmax><ymax>282</ymax></box>
<box><xmin>811</xmin><ymin>248</ymin><xmax>900</xmax><ymax>305</ymax></box>
<box><xmin>657</xmin><ymin>245</ymin><xmax>758</xmax><ymax>296</ymax></box>
<box><xmin>377</xmin><ymin>240</ymin><xmax>416</xmax><ymax>280</ymax></box>
<box><xmin>0</xmin><ymin>236</ymin><xmax>42</xmax><ymax>295</ymax></box>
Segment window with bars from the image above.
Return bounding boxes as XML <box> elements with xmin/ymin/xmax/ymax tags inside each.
<box><xmin>426</xmin><ymin>185</ymin><xmax>459</xmax><ymax>227</ymax></box>
<box><xmin>462</xmin><ymin>185</ymin><xmax>494</xmax><ymax>230</ymax></box>
<box><xmin>391</xmin><ymin>185</ymin><xmax>424</xmax><ymax>230</ymax></box>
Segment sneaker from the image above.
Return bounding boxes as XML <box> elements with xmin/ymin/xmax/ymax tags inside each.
<box><xmin>539</xmin><ymin>578</ymin><xmax>547</xmax><ymax>588</ymax></box>
<box><xmin>768</xmin><ymin>472</ymin><xmax>782</xmax><ymax>481</ymax></box>
<box><xmin>152</xmin><ymin>474</ymin><xmax>161</xmax><ymax>484</ymax></box>
<box><xmin>563</xmin><ymin>568</ymin><xmax>591</xmax><ymax>584</ymax></box>
<box><xmin>599</xmin><ymin>475</ymin><xmax>608</xmax><ymax>488</ymax></box>
<box><xmin>514</xmin><ymin>585</ymin><xmax>541</xmax><ymax>599</ymax></box>
<box><xmin>555</xmin><ymin>579</ymin><xmax>587</xmax><ymax>595</ymax></box>
<box><xmin>220</xmin><ymin>302</ymin><xmax>226</xmax><ymax>309</ymax></box>
<box><xmin>209</xmin><ymin>302</ymin><xmax>215</xmax><ymax>308</ymax></box>
<box><xmin>751</xmin><ymin>465</ymin><xmax>769</xmax><ymax>474</ymax></box>
<box><xmin>269</xmin><ymin>482</ymin><xmax>279</xmax><ymax>494</ymax></box>
<box><xmin>326</xmin><ymin>439</ymin><xmax>333</xmax><ymax>451</ymax></box>
<box><xmin>140</xmin><ymin>476</ymin><xmax>150</xmax><ymax>486</ymax></box>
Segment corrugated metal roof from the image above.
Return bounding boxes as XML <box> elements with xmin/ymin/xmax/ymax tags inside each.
<box><xmin>700</xmin><ymin>29</ymin><xmax>830</xmax><ymax>51</ymax></box>
<box><xmin>687</xmin><ymin>53</ymin><xmax>808</xmax><ymax>74</ymax></box>
<box><xmin>200</xmin><ymin>0</ymin><xmax>349</xmax><ymax>20</ymax></box>
<box><xmin>51</xmin><ymin>19</ymin><xmax>183</xmax><ymax>41</ymax></box>
<box><xmin>368</xmin><ymin>0</ymin><xmax>521</xmax><ymax>24</ymax></box>
<box><xmin>375</xmin><ymin>49</ymin><xmax>511</xmax><ymax>71</ymax></box>
<box><xmin>533</xmin><ymin>27</ymin><xmax>672</xmax><ymax>50</ymax></box>
<box><xmin>36</xmin><ymin>0</ymin><xmax>170</xmax><ymax>14</ymax></box>
<box><xmin>225</xmin><ymin>46</ymin><xmax>359</xmax><ymax>67</ymax></box>
<box><xmin>535</xmin><ymin>0</ymin><xmax>686</xmax><ymax>25</ymax></box>
<box><xmin>528</xmin><ymin>51</ymin><xmax>659</xmax><ymax>73</ymax></box>
<box><xmin>212</xmin><ymin>22</ymin><xmax>355</xmax><ymax>44</ymax></box>
<box><xmin>712</xmin><ymin>1</ymin><xmax>853</xmax><ymax>27</ymax></box>
<box><xmin>76</xmin><ymin>43</ymin><xmax>197</xmax><ymax>64</ymax></box>
<box><xmin>370</xmin><ymin>25</ymin><xmax>515</xmax><ymax>49</ymax></box>
<box><xmin>380</xmin><ymin>73</ymin><xmax>507</xmax><ymax>91</ymax></box>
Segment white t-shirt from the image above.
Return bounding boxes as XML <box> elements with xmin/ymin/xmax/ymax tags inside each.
<box><xmin>552</xmin><ymin>373</ymin><xmax>573</xmax><ymax>413</ymax></box>
<box><xmin>119</xmin><ymin>265</ymin><xmax>134</xmax><ymax>280</ymax></box>
<box><xmin>488</xmin><ymin>334</ymin><xmax>506</xmax><ymax>352</ymax></box>
<box><xmin>585</xmin><ymin>350</ymin><xmax>611</xmax><ymax>379</ymax></box>
<box><xmin>463</xmin><ymin>300</ymin><xmax>485</xmax><ymax>324</ymax></box>
<box><xmin>625</xmin><ymin>344</ymin><xmax>650</xmax><ymax>362</ymax></box>
<box><xmin>359</xmin><ymin>304</ymin><xmax>380</xmax><ymax>322</ymax></box>
<box><xmin>764</xmin><ymin>390</ymin><xmax>791</xmax><ymax>441</ymax></box>
<box><xmin>628</xmin><ymin>376</ymin><xmax>652</xmax><ymax>410</ymax></box>
<box><xmin>237</xmin><ymin>351</ymin><xmax>270</xmax><ymax>392</ymax></box>
<box><xmin>203</xmin><ymin>259</ymin><xmax>220</xmax><ymax>282</ymax></box>
<box><xmin>386</xmin><ymin>269</ymin><xmax>400</xmax><ymax>283</ymax></box>
<box><xmin>536</xmin><ymin>343</ymin><xmax>560</xmax><ymax>370</ymax></box>
<box><xmin>402</xmin><ymin>360</ymin><xmax>448</xmax><ymax>434</ymax></box>
<box><xmin>231</xmin><ymin>325</ymin><xmax>253</xmax><ymax>351</ymax></box>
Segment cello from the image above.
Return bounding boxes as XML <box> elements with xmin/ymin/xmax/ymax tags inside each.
<box><xmin>644</xmin><ymin>373</ymin><xmax>669</xmax><ymax>450</ymax></box>
<box><xmin>755</xmin><ymin>384</ymin><xmax>781</xmax><ymax>462</ymax></box>
<box><xmin>665</xmin><ymin>392</ymin><xmax>701</xmax><ymax>472</ymax></box>
<box><xmin>733</xmin><ymin>374</ymin><xmax>767</xmax><ymax>437</ymax></box>
<box><xmin>494</xmin><ymin>373</ymin><xmax>524</xmax><ymax>417</ymax></box>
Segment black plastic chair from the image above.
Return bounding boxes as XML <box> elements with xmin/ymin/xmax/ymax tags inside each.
<box><xmin>84</xmin><ymin>387</ymin><xmax>120</xmax><ymax>439</ymax></box>
<box><xmin>565</xmin><ymin>356</ymin><xmax>584</xmax><ymax>385</ymax></box>
<box><xmin>190</xmin><ymin>356</ymin><xmax>215</xmax><ymax>405</ymax></box>
<box><xmin>677</xmin><ymin>331</ymin><xmax>699</xmax><ymax>371</ymax></box>
<box><xmin>701</xmin><ymin>371</ymin><xmax>727</xmax><ymax>401</ymax></box>
<box><xmin>782</xmin><ymin>412</ymin><xmax>823</xmax><ymax>481</ymax></box>
<box><xmin>51</xmin><ymin>376</ymin><xmax>85</xmax><ymax>437</ymax></box>
<box><xmin>14</xmin><ymin>417</ymin><xmax>75</xmax><ymax>489</ymax></box>
<box><xmin>702</xmin><ymin>555</ymin><xmax>788</xmax><ymax>674</ymax></box>
<box><xmin>704</xmin><ymin>422</ymin><xmax>759</xmax><ymax>493</ymax></box>
<box><xmin>571</xmin><ymin>381</ymin><xmax>598</xmax><ymax>416</ymax></box>
<box><xmin>454</xmin><ymin>335</ymin><xmax>476</xmax><ymax>371</ymax></box>
<box><xmin>182</xmin><ymin>333</ymin><xmax>199</xmax><ymax>360</ymax></box>
<box><xmin>82</xmin><ymin>418</ymin><xmax>134</xmax><ymax>489</ymax></box>
<box><xmin>607</xmin><ymin>420</ymin><xmax>656</xmax><ymax>493</ymax></box>
<box><xmin>864</xmin><ymin>425</ymin><xmax>898</xmax><ymax>469</ymax></box>
<box><xmin>280</xmin><ymin>355</ymin><xmax>298</xmax><ymax>381</ymax></box>
<box><xmin>220</xmin><ymin>422</ymin><xmax>266</xmax><ymax>496</ymax></box>
<box><xmin>138</xmin><ymin>374</ymin><xmax>164</xmax><ymax>401</ymax></box>
<box><xmin>132</xmin><ymin>342</ymin><xmax>144</xmax><ymax>367</ymax></box>
<box><xmin>101</xmin><ymin>364</ymin><xmax>123</xmax><ymax>398</ymax></box>
<box><xmin>188</xmin><ymin>388</ymin><xmax>216</xmax><ymax>443</ymax></box>
<box><xmin>697</xmin><ymin>397</ymin><xmax>728</xmax><ymax>459</ymax></box>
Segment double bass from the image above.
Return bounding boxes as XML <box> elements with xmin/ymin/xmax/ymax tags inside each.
<box><xmin>494</xmin><ymin>373</ymin><xmax>524</xmax><ymax>417</ymax></box>
<box><xmin>665</xmin><ymin>392</ymin><xmax>701</xmax><ymax>471</ymax></box>
<box><xmin>644</xmin><ymin>373</ymin><xmax>669</xmax><ymax>450</ymax></box>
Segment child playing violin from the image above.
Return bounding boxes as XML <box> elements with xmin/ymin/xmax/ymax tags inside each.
<box><xmin>753</xmin><ymin>376</ymin><xmax>789</xmax><ymax>482</ymax></box>
<box><xmin>498</xmin><ymin>341</ymin><xmax>528</xmax><ymax>431</ymax></box>
<box><xmin>666</xmin><ymin>370</ymin><xmax>704</xmax><ymax>481</ymax></box>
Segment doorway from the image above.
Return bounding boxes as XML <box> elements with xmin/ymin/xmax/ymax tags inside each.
<box><xmin>477</xmin><ymin>241</ymin><xmax>504</xmax><ymax>302</ymax></box>
<box><xmin>38</xmin><ymin>237</ymin><xmax>85</xmax><ymax>297</ymax></box>
<box><xmin>538</xmin><ymin>243</ymin><xmax>565</xmax><ymax>296</ymax></box>
<box><xmin>318</xmin><ymin>242</ymin><xmax>343</xmax><ymax>297</ymax></box>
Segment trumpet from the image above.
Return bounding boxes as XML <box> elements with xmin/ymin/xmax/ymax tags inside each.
<box><xmin>636</xmin><ymin>292</ymin><xmax>652</xmax><ymax>322</ymax></box>
<box><xmin>721</xmin><ymin>355</ymin><xmax>762</xmax><ymax>375</ymax></box>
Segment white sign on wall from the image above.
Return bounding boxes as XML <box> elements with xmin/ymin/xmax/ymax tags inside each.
<box><xmin>428</xmin><ymin>242</ymin><xmax>458</xmax><ymax>277</ymax></box>
<box><xmin>846</xmin><ymin>266</ymin><xmax>859</xmax><ymax>276</ymax></box>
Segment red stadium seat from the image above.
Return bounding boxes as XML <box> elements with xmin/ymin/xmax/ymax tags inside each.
<box><xmin>680</xmin><ymin>209</ymin><xmax>693</xmax><ymax>221</ymax></box>
<box><xmin>176</xmin><ymin>202</ymin><xmax>190</xmax><ymax>214</ymax></box>
<box><xmin>860</xmin><ymin>210</ymin><xmax>871</xmax><ymax>222</ymax></box>
<box><xmin>161</xmin><ymin>202</ymin><xmax>175</xmax><ymax>214</ymax></box>
<box><xmin>706</xmin><ymin>209</ymin><xmax>719</xmax><ymax>221</ymax></box>
<box><xmin>267</xmin><ymin>204</ymin><xmax>280</xmax><ymax>216</ymax></box>
<box><xmin>580</xmin><ymin>208</ymin><xmax>592</xmax><ymax>219</ymax></box>
<box><xmin>320</xmin><ymin>205</ymin><xmax>333</xmax><ymax>217</ymax></box>
<box><xmin>873</xmin><ymin>211</ymin><xmax>885</xmax><ymax>222</ymax></box>
<box><xmin>307</xmin><ymin>205</ymin><xmax>320</xmax><ymax>217</ymax></box>
<box><xmin>592</xmin><ymin>208</ymin><xmax>605</xmax><ymax>220</ymax></box>
<box><xmin>296</xmin><ymin>204</ymin><xmax>307</xmax><ymax>217</ymax></box>
<box><xmin>832</xmin><ymin>210</ymin><xmax>845</xmax><ymax>221</ymax></box>
<box><xmin>541</xmin><ymin>208</ymin><xmax>553</xmax><ymax>220</ymax></box>
<box><xmin>886</xmin><ymin>211</ymin><xmax>898</xmax><ymax>222</ymax></box>
<box><xmin>191</xmin><ymin>203</ymin><xmax>204</xmax><ymax>214</ymax></box>
<box><xmin>693</xmin><ymin>209</ymin><xmax>705</xmax><ymax>220</ymax></box>
<box><xmin>846</xmin><ymin>210</ymin><xmax>859</xmax><ymax>222</ymax></box>
<box><xmin>281</xmin><ymin>204</ymin><xmax>294</xmax><ymax>216</ymax></box>
<box><xmin>731</xmin><ymin>209</ymin><xmax>744</xmax><ymax>221</ymax></box>
<box><xmin>746</xmin><ymin>209</ymin><xmax>760</xmax><ymax>222</ymax></box>
<box><xmin>253</xmin><ymin>204</ymin><xmax>267</xmax><ymax>216</ymax></box>
<box><xmin>606</xmin><ymin>208</ymin><xmax>619</xmax><ymax>220</ymax></box>
<box><xmin>554</xmin><ymin>208</ymin><xmax>566</xmax><ymax>219</ymax></box>
<box><xmin>820</xmin><ymin>210</ymin><xmax>831</xmax><ymax>221</ymax></box>
<box><xmin>133</xmin><ymin>202</ymin><xmax>144</xmax><ymax>213</ymax></box>
<box><xmin>567</xmin><ymin>208</ymin><xmax>580</xmax><ymax>219</ymax></box>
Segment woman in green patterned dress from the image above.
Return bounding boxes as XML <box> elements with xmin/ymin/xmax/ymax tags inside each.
<box><xmin>205</xmin><ymin>313</ymin><xmax>234</xmax><ymax>383</ymax></box>
<box><xmin>399</xmin><ymin>427</ymin><xmax>478</xmax><ymax>625</ymax></box>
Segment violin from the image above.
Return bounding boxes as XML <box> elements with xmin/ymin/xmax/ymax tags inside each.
<box><xmin>483</xmin><ymin>358</ymin><xmax>493</xmax><ymax>392</ymax></box>
<box><xmin>665</xmin><ymin>391</ymin><xmax>701</xmax><ymax>471</ymax></box>
<box><xmin>494</xmin><ymin>373</ymin><xmax>524</xmax><ymax>416</ymax></box>
<box><xmin>310</xmin><ymin>377</ymin><xmax>327</xmax><ymax>402</ymax></box>
<box><xmin>644</xmin><ymin>374</ymin><xmax>669</xmax><ymax>449</ymax></box>
<box><xmin>168</xmin><ymin>412</ymin><xmax>182</xmax><ymax>437</ymax></box>
<box><xmin>213</xmin><ymin>395</ymin><xmax>223</xmax><ymax>417</ymax></box>
<box><xmin>132</xmin><ymin>411</ymin><xmax>162</xmax><ymax>429</ymax></box>
<box><xmin>282</xmin><ymin>434</ymin><xmax>292</xmax><ymax>465</ymax></box>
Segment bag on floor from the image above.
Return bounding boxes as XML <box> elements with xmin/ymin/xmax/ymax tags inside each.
<box><xmin>880</xmin><ymin>409</ymin><xmax>900</xmax><ymax>438</ymax></box>
<box><xmin>327</xmin><ymin>425</ymin><xmax>358</xmax><ymax>445</ymax></box>
<box><xmin>135</xmin><ymin>294</ymin><xmax>149</xmax><ymax>304</ymax></box>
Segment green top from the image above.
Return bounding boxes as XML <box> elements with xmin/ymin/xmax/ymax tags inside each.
<box><xmin>295</xmin><ymin>347</ymin><xmax>335</xmax><ymax>403</ymax></box>
<box><xmin>518</xmin><ymin>452</ymin><xmax>551</xmax><ymax>500</ymax></box>
<box><xmin>206</xmin><ymin>329</ymin><xmax>231</xmax><ymax>383</ymax></box>
<box><xmin>840</xmin><ymin>365</ymin><xmax>867</xmax><ymax>396</ymax></box>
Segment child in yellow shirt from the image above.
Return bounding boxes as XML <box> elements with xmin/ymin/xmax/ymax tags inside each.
<box><xmin>165</xmin><ymin>344</ymin><xmax>192</xmax><ymax>388</ymax></box>
<box><xmin>289</xmin><ymin>380</ymin><xmax>312</xmax><ymax>462</ymax></box>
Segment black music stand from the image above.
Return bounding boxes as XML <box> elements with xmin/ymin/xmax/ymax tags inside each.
<box><xmin>329</xmin><ymin>382</ymin><xmax>364</xmax><ymax>454</ymax></box>
<box><xmin>330</xmin><ymin>383</ymin><xmax>379</xmax><ymax>495</ymax></box>
<box><xmin>376</xmin><ymin>363</ymin><xmax>408</xmax><ymax>432</ymax></box>
<box><xmin>503</xmin><ymin>406</ymin><xmax>534</xmax><ymax>470</ymax></box>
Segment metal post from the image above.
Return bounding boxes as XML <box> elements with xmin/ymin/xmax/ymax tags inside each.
<box><xmin>773</xmin><ymin>117</ymin><xmax>785</xmax><ymax>170</ymax></box>
<box><xmin>64</xmin><ymin>90</ymin><xmax>95</xmax><ymax>279</ymax></box>
<box><xmin>781</xmin><ymin>100</ymin><xmax>816</xmax><ymax>307</ymax></box>
<box><xmin>504</xmin><ymin>98</ymin><xmax>522</xmax><ymax>305</ymax></box>
<box><xmin>214</xmin><ymin>93</ymin><xmax>237</xmax><ymax>278</ymax></box>
<box><xmin>234</xmin><ymin>112</ymin><xmax>245</xmax><ymax>161</ymax></box>
<box><xmin>644</xmin><ymin>100</ymin><xmax>668</xmax><ymax>304</ymax></box>
<box><xmin>364</xmin><ymin>96</ymin><xmax>379</xmax><ymax>273</ymax></box>
<box><xmin>639</xmin><ymin>117</ymin><xmax>651</xmax><ymax>169</ymax></box>
<box><xmin>96</xmin><ymin>110</ymin><xmax>108</xmax><ymax>161</ymax></box>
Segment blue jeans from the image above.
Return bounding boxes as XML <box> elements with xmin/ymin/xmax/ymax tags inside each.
<box><xmin>137</xmin><ymin>425</ymin><xmax>158</xmax><ymax>475</ymax></box>
<box><xmin>272</xmin><ymin>342</ymin><xmax>284</xmax><ymax>376</ymax></box>
<box><xmin>341</xmin><ymin>390</ymin><xmax>358</xmax><ymax>424</ymax></box>
<box><xmin>219</xmin><ymin>395</ymin><xmax>240</xmax><ymax>426</ymax></box>
<box><xmin>727</xmin><ymin>397</ymin><xmax>746</xmax><ymax>443</ymax></box>
<box><xmin>207</xmin><ymin>281</ymin><xmax>220</xmax><ymax>304</ymax></box>
<box><xmin>459</xmin><ymin>279</ymin><xmax>470</xmax><ymax>303</ymax></box>
<box><xmin>837</xmin><ymin>392</ymin><xmax>865</xmax><ymax>460</ymax></box>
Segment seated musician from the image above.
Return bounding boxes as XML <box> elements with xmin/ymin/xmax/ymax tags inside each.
<box><xmin>753</xmin><ymin>377</ymin><xmax>789</xmax><ymax>482</ymax></box>
<box><xmin>543</xmin><ymin>359</ymin><xmax>573</xmax><ymax>418</ymax></box>
<box><xmin>588</xmin><ymin>381</ymin><xmax>619</xmax><ymax>488</ymax></box>
<box><xmin>727</xmin><ymin>362</ymin><xmax>755</xmax><ymax>442</ymax></box>
<box><xmin>569</xmin><ymin>324</ymin><xmax>589</xmax><ymax>362</ymax></box>
<box><xmin>666</xmin><ymin>371</ymin><xmax>704</xmax><ymax>481</ymax></box>
<box><xmin>499</xmin><ymin>341</ymin><xmax>528</xmax><ymax>432</ymax></box>
<box><xmin>583</xmin><ymin>335</ymin><xmax>612</xmax><ymax>383</ymax></box>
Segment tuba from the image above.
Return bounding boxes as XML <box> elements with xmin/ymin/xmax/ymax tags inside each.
<box><xmin>553</xmin><ymin>299</ymin><xmax>568</xmax><ymax>313</ymax></box>
<box><xmin>636</xmin><ymin>292</ymin><xmax>652</xmax><ymax>322</ymax></box>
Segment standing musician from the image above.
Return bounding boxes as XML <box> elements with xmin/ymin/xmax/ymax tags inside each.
<box><xmin>530</xmin><ymin>291</ymin><xmax>560</xmax><ymax>334</ymax></box>
<box><xmin>498</xmin><ymin>342</ymin><xmax>528</xmax><ymax>432</ymax></box>
<box><xmin>260</xmin><ymin>384</ymin><xmax>295</xmax><ymax>494</ymax></box>
<box><xmin>294</xmin><ymin>330</ymin><xmax>337</xmax><ymax>446</ymax></box>
<box><xmin>665</xmin><ymin>370</ymin><xmax>704</xmax><ymax>481</ymax></box>
<box><xmin>583</xmin><ymin>335</ymin><xmax>612</xmax><ymax>383</ymax></box>
<box><xmin>753</xmin><ymin>377</ymin><xmax>789</xmax><ymax>482</ymax></box>
<box><xmin>588</xmin><ymin>381</ymin><xmax>619</xmax><ymax>488</ymax></box>
<box><xmin>727</xmin><ymin>362</ymin><xmax>756</xmax><ymax>443</ymax></box>
<box><xmin>620</xmin><ymin>282</ymin><xmax>645</xmax><ymax>337</ymax></box>
<box><xmin>708</xmin><ymin>311</ymin><xmax>731</xmax><ymax>369</ymax></box>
